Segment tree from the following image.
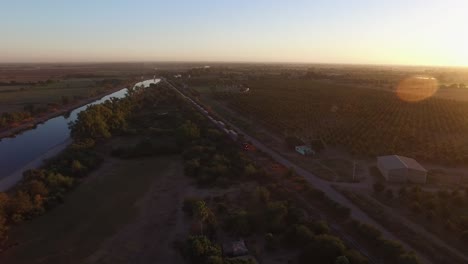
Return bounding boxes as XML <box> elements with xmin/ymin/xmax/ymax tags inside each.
<box><xmin>70</xmin><ymin>105</ymin><xmax>113</xmax><ymax>141</ymax></box>
<box><xmin>0</xmin><ymin>192</ymin><xmax>9</xmax><ymax>215</ymax></box>
<box><xmin>45</xmin><ymin>172</ymin><xmax>73</xmax><ymax>193</ymax></box>
<box><xmin>310</xmin><ymin>220</ymin><xmax>330</xmax><ymax>235</ymax></box>
<box><xmin>253</xmin><ymin>186</ymin><xmax>270</xmax><ymax>204</ymax></box>
<box><xmin>178</xmin><ymin>120</ymin><xmax>200</xmax><ymax>141</ymax></box>
<box><xmin>244</xmin><ymin>164</ymin><xmax>257</xmax><ymax>177</ymax></box>
<box><xmin>9</xmin><ymin>191</ymin><xmax>34</xmax><ymax>222</ymax></box>
<box><xmin>344</xmin><ymin>249</ymin><xmax>368</xmax><ymax>264</ymax></box>
<box><xmin>71</xmin><ymin>159</ymin><xmax>86</xmax><ymax>175</ymax></box>
<box><xmin>193</xmin><ymin>201</ymin><xmax>214</xmax><ymax>236</ymax></box>
<box><xmin>266</xmin><ymin>201</ymin><xmax>288</xmax><ymax>231</ymax></box>
<box><xmin>25</xmin><ymin>180</ymin><xmax>49</xmax><ymax>197</ymax></box>
<box><xmin>355</xmin><ymin>222</ymin><xmax>381</xmax><ymax>241</ymax></box>
<box><xmin>291</xmin><ymin>225</ymin><xmax>315</xmax><ymax>246</ymax></box>
<box><xmin>186</xmin><ymin>235</ymin><xmax>221</xmax><ymax>263</ymax></box>
<box><xmin>335</xmin><ymin>256</ymin><xmax>350</xmax><ymax>264</ymax></box>
<box><xmin>379</xmin><ymin>239</ymin><xmax>405</xmax><ymax>261</ymax></box>
<box><xmin>207</xmin><ymin>256</ymin><xmax>223</xmax><ymax>264</ymax></box>
<box><xmin>227</xmin><ymin>210</ymin><xmax>252</xmax><ymax>236</ymax></box>
<box><xmin>265</xmin><ymin>233</ymin><xmax>279</xmax><ymax>250</ymax></box>
<box><xmin>0</xmin><ymin>215</ymin><xmax>8</xmax><ymax>244</ymax></box>
<box><xmin>299</xmin><ymin>234</ymin><xmax>346</xmax><ymax>264</ymax></box>
<box><xmin>184</xmin><ymin>159</ymin><xmax>200</xmax><ymax>178</ymax></box>
<box><xmin>397</xmin><ymin>253</ymin><xmax>421</xmax><ymax>264</ymax></box>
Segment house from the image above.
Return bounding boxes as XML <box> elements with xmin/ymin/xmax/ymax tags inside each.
<box><xmin>295</xmin><ymin>145</ymin><xmax>314</xmax><ymax>156</ymax></box>
<box><xmin>377</xmin><ymin>155</ymin><xmax>427</xmax><ymax>183</ymax></box>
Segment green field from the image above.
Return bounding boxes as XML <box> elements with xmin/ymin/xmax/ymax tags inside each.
<box><xmin>0</xmin><ymin>155</ymin><xmax>183</xmax><ymax>264</ymax></box>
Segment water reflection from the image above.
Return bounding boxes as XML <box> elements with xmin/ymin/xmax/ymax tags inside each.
<box><xmin>0</xmin><ymin>79</ymin><xmax>160</xmax><ymax>180</ymax></box>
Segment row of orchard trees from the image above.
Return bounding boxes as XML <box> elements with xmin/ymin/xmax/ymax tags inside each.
<box><xmin>175</xmin><ymin>103</ymin><xmax>419</xmax><ymax>264</ymax></box>
<box><xmin>221</xmin><ymin>78</ymin><xmax>468</xmax><ymax>165</ymax></box>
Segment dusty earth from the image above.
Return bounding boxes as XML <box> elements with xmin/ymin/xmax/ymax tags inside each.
<box><xmin>0</xmin><ymin>156</ymin><xmax>191</xmax><ymax>264</ymax></box>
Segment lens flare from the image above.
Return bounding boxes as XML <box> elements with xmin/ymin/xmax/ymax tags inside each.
<box><xmin>396</xmin><ymin>76</ymin><xmax>438</xmax><ymax>102</ymax></box>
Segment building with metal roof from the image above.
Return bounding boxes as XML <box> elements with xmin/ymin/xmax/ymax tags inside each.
<box><xmin>377</xmin><ymin>155</ymin><xmax>427</xmax><ymax>183</ymax></box>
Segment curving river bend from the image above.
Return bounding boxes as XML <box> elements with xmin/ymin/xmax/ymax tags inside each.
<box><xmin>0</xmin><ymin>79</ymin><xmax>160</xmax><ymax>191</ymax></box>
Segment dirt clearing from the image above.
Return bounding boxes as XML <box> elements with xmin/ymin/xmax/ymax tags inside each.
<box><xmin>0</xmin><ymin>155</ymin><xmax>189</xmax><ymax>264</ymax></box>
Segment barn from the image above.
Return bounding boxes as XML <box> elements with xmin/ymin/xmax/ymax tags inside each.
<box><xmin>377</xmin><ymin>155</ymin><xmax>427</xmax><ymax>183</ymax></box>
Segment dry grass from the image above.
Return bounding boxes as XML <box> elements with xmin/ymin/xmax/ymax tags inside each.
<box><xmin>0</xmin><ymin>155</ymin><xmax>187</xmax><ymax>264</ymax></box>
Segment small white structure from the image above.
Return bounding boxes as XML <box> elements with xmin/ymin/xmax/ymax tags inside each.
<box><xmin>377</xmin><ymin>155</ymin><xmax>427</xmax><ymax>183</ymax></box>
<box><xmin>295</xmin><ymin>145</ymin><xmax>314</xmax><ymax>156</ymax></box>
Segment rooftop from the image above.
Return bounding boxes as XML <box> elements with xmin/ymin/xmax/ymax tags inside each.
<box><xmin>378</xmin><ymin>155</ymin><xmax>427</xmax><ymax>172</ymax></box>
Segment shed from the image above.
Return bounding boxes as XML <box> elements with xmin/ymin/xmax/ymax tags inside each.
<box><xmin>377</xmin><ymin>155</ymin><xmax>427</xmax><ymax>183</ymax></box>
<box><xmin>295</xmin><ymin>145</ymin><xmax>314</xmax><ymax>156</ymax></box>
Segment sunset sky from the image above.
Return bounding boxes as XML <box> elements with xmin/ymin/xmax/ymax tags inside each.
<box><xmin>1</xmin><ymin>0</ymin><xmax>468</xmax><ymax>66</ymax></box>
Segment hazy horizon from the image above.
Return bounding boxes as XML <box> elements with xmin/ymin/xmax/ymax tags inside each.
<box><xmin>2</xmin><ymin>0</ymin><xmax>468</xmax><ymax>67</ymax></box>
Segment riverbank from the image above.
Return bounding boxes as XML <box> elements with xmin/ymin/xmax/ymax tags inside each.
<box><xmin>0</xmin><ymin>86</ymin><xmax>127</xmax><ymax>140</ymax></box>
<box><xmin>0</xmin><ymin>138</ymin><xmax>72</xmax><ymax>192</ymax></box>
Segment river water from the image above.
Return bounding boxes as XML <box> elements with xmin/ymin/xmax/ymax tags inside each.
<box><xmin>0</xmin><ymin>79</ymin><xmax>160</xmax><ymax>189</ymax></box>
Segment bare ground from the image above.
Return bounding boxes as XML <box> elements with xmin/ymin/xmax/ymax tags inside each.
<box><xmin>0</xmin><ymin>155</ymin><xmax>190</xmax><ymax>264</ymax></box>
<box><xmin>84</xmin><ymin>157</ymin><xmax>189</xmax><ymax>264</ymax></box>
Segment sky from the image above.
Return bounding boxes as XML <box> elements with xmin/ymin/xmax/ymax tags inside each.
<box><xmin>1</xmin><ymin>0</ymin><xmax>468</xmax><ymax>66</ymax></box>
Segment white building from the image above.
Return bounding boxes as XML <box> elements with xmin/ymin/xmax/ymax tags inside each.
<box><xmin>377</xmin><ymin>155</ymin><xmax>427</xmax><ymax>183</ymax></box>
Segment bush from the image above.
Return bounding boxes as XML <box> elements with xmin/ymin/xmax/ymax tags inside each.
<box><xmin>226</xmin><ymin>210</ymin><xmax>252</xmax><ymax>236</ymax></box>
<box><xmin>397</xmin><ymin>253</ymin><xmax>421</xmax><ymax>264</ymax></box>
<box><xmin>309</xmin><ymin>220</ymin><xmax>330</xmax><ymax>235</ymax></box>
<box><xmin>185</xmin><ymin>236</ymin><xmax>221</xmax><ymax>263</ymax></box>
<box><xmin>379</xmin><ymin>238</ymin><xmax>405</xmax><ymax>261</ymax></box>
<box><xmin>299</xmin><ymin>234</ymin><xmax>346</xmax><ymax>264</ymax></box>
<box><xmin>265</xmin><ymin>233</ymin><xmax>280</xmax><ymax>250</ymax></box>
<box><xmin>344</xmin><ymin>249</ymin><xmax>368</xmax><ymax>264</ymax></box>
<box><xmin>265</xmin><ymin>201</ymin><xmax>288</xmax><ymax>232</ymax></box>
<box><xmin>355</xmin><ymin>222</ymin><xmax>382</xmax><ymax>241</ymax></box>
<box><xmin>335</xmin><ymin>256</ymin><xmax>350</xmax><ymax>264</ymax></box>
<box><xmin>283</xmin><ymin>224</ymin><xmax>315</xmax><ymax>247</ymax></box>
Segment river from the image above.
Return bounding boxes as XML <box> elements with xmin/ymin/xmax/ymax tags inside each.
<box><xmin>0</xmin><ymin>78</ymin><xmax>160</xmax><ymax>191</ymax></box>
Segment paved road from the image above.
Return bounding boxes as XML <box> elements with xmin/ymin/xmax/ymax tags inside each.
<box><xmin>163</xmin><ymin>79</ymin><xmax>435</xmax><ymax>264</ymax></box>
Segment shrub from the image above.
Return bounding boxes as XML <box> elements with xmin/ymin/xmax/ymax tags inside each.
<box><xmin>378</xmin><ymin>239</ymin><xmax>405</xmax><ymax>261</ymax></box>
<box><xmin>185</xmin><ymin>236</ymin><xmax>221</xmax><ymax>263</ymax></box>
<box><xmin>397</xmin><ymin>253</ymin><xmax>421</xmax><ymax>264</ymax></box>
<box><xmin>299</xmin><ymin>234</ymin><xmax>346</xmax><ymax>264</ymax></box>
<box><xmin>226</xmin><ymin>210</ymin><xmax>252</xmax><ymax>236</ymax></box>
<box><xmin>309</xmin><ymin>220</ymin><xmax>330</xmax><ymax>235</ymax></box>
<box><xmin>344</xmin><ymin>249</ymin><xmax>368</xmax><ymax>264</ymax></box>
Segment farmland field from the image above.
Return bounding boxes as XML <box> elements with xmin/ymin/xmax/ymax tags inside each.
<box><xmin>0</xmin><ymin>155</ymin><xmax>187</xmax><ymax>264</ymax></box>
<box><xmin>0</xmin><ymin>79</ymin><xmax>100</xmax><ymax>112</ymax></box>
<box><xmin>218</xmin><ymin>79</ymin><xmax>468</xmax><ymax>165</ymax></box>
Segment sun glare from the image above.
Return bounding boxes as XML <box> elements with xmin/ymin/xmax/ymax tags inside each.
<box><xmin>396</xmin><ymin>76</ymin><xmax>439</xmax><ymax>102</ymax></box>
